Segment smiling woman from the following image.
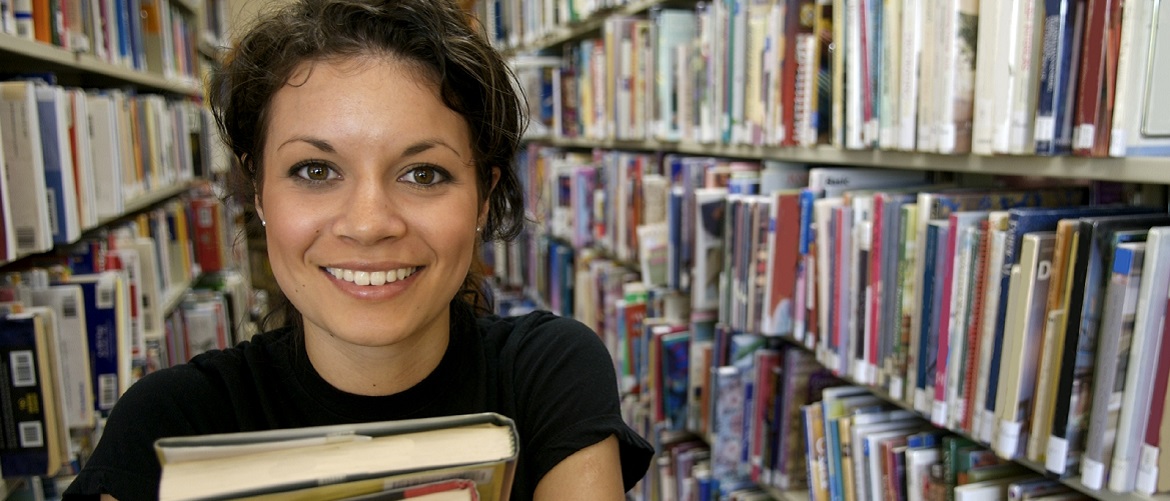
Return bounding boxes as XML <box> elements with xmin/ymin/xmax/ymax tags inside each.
<box><xmin>60</xmin><ymin>1</ymin><xmax>653</xmax><ymax>500</ymax></box>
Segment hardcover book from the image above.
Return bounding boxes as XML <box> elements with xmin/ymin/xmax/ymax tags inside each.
<box><xmin>156</xmin><ymin>413</ymin><xmax>519</xmax><ymax>501</ymax></box>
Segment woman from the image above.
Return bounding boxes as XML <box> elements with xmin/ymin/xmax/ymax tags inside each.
<box><xmin>63</xmin><ymin>0</ymin><xmax>653</xmax><ymax>499</ymax></box>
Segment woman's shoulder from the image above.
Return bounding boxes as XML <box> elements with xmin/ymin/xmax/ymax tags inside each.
<box><xmin>476</xmin><ymin>310</ymin><xmax>599</xmax><ymax>349</ymax></box>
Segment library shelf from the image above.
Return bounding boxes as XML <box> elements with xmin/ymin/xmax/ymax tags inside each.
<box><xmin>162</xmin><ymin>277</ymin><xmax>196</xmax><ymax>317</ymax></box>
<box><xmin>529</xmin><ymin>136</ymin><xmax>1170</xmax><ymax>186</ymax></box>
<box><xmin>758</xmin><ymin>484</ymin><xmax>808</xmax><ymax>501</ymax></box>
<box><xmin>0</xmin><ymin>33</ymin><xmax>201</xmax><ymax>96</ymax></box>
<box><xmin>500</xmin><ymin>0</ymin><xmax>665</xmax><ymax>56</ymax></box>
<box><xmin>97</xmin><ymin>182</ymin><xmax>195</xmax><ymax>228</ymax></box>
<box><xmin>774</xmin><ymin>335</ymin><xmax>1170</xmax><ymax>501</ymax></box>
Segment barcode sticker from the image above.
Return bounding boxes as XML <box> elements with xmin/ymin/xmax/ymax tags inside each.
<box><xmin>1034</xmin><ymin>116</ymin><xmax>1055</xmax><ymax>142</ymax></box>
<box><xmin>98</xmin><ymin>373</ymin><xmax>118</xmax><ymax>410</ymax></box>
<box><xmin>1046</xmin><ymin>437</ymin><xmax>1069</xmax><ymax>474</ymax></box>
<box><xmin>62</xmin><ymin>296</ymin><xmax>78</xmax><ymax>318</ymax></box>
<box><xmin>98</xmin><ymin>279</ymin><xmax>115</xmax><ymax>309</ymax></box>
<box><xmin>16</xmin><ymin>227</ymin><xmax>35</xmax><ymax>251</ymax></box>
<box><xmin>1073</xmin><ymin>125</ymin><xmax>1096</xmax><ymax>150</ymax></box>
<box><xmin>18</xmin><ymin>421</ymin><xmax>43</xmax><ymax>448</ymax></box>
<box><xmin>9</xmin><ymin>350</ymin><xmax>35</xmax><ymax>387</ymax></box>
<box><xmin>46</xmin><ymin>188</ymin><xmax>59</xmax><ymax>236</ymax></box>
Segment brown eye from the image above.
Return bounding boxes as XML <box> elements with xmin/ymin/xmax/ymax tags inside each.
<box><xmin>306</xmin><ymin>165</ymin><xmax>330</xmax><ymax>180</ymax></box>
<box><xmin>401</xmin><ymin>165</ymin><xmax>449</xmax><ymax>186</ymax></box>
<box><xmin>413</xmin><ymin>168</ymin><xmax>434</xmax><ymax>185</ymax></box>
<box><xmin>292</xmin><ymin>162</ymin><xmax>339</xmax><ymax>182</ymax></box>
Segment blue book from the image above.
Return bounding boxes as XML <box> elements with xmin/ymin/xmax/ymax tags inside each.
<box><xmin>1034</xmin><ymin>0</ymin><xmax>1086</xmax><ymax>155</ymax></box>
<box><xmin>66</xmin><ymin>271</ymin><xmax>127</xmax><ymax>414</ymax></box>
<box><xmin>914</xmin><ymin>221</ymin><xmax>945</xmax><ymax>406</ymax></box>
<box><xmin>0</xmin><ymin>313</ymin><xmax>60</xmax><ymax>477</ymax></box>
<box><xmin>984</xmin><ymin>204</ymin><xmax>1157</xmax><ymax>420</ymax></box>
<box><xmin>35</xmin><ymin>85</ymin><xmax>81</xmax><ymax>245</ymax></box>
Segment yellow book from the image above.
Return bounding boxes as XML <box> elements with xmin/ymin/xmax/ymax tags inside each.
<box><xmin>156</xmin><ymin>413</ymin><xmax>518</xmax><ymax>501</ymax></box>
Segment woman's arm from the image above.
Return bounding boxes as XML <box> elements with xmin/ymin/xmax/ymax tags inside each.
<box><xmin>533</xmin><ymin>435</ymin><xmax>625</xmax><ymax>501</ymax></box>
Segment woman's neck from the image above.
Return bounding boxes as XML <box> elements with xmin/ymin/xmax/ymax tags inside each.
<box><xmin>302</xmin><ymin>320</ymin><xmax>451</xmax><ymax>397</ymax></box>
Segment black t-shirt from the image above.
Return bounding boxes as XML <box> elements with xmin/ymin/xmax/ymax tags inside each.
<box><xmin>63</xmin><ymin>304</ymin><xmax>653</xmax><ymax>500</ymax></box>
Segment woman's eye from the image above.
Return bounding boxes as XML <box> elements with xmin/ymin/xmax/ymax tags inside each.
<box><xmin>402</xmin><ymin>166</ymin><xmax>449</xmax><ymax>186</ymax></box>
<box><xmin>294</xmin><ymin>163</ymin><xmax>338</xmax><ymax>182</ymax></box>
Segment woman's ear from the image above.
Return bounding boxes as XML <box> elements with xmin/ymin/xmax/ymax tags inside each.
<box><xmin>255</xmin><ymin>195</ymin><xmax>266</xmax><ymax>227</ymax></box>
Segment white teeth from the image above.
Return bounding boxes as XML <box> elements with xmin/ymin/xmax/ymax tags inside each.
<box><xmin>326</xmin><ymin>266</ymin><xmax>416</xmax><ymax>286</ymax></box>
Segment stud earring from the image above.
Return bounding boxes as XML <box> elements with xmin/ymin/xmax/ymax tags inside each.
<box><xmin>261</xmin><ymin>219</ymin><xmax>267</xmax><ymax>227</ymax></box>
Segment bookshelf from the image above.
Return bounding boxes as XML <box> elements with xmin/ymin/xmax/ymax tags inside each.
<box><xmin>483</xmin><ymin>0</ymin><xmax>1170</xmax><ymax>500</ymax></box>
<box><xmin>0</xmin><ymin>0</ymin><xmax>256</xmax><ymax>490</ymax></box>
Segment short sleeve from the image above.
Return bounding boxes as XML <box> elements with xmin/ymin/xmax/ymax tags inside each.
<box><xmin>500</xmin><ymin>313</ymin><xmax>653</xmax><ymax>491</ymax></box>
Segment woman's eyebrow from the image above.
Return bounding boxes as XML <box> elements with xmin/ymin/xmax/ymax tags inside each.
<box><xmin>279</xmin><ymin>136</ymin><xmax>335</xmax><ymax>153</ymax></box>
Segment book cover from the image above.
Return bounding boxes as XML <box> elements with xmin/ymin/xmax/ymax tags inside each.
<box><xmin>1081</xmin><ymin>240</ymin><xmax>1145</xmax><ymax>490</ymax></box>
<box><xmin>29</xmin><ymin>284</ymin><xmax>93</xmax><ymax>430</ymax></box>
<box><xmin>0</xmin><ymin>80</ymin><xmax>54</xmax><ymax>257</ymax></box>
<box><xmin>1027</xmin><ymin>219</ymin><xmax>1080</xmax><ymax>461</ymax></box>
<box><xmin>1110</xmin><ymin>226</ymin><xmax>1170</xmax><ymax>493</ymax></box>
<box><xmin>156</xmin><ymin>413</ymin><xmax>518</xmax><ymax>501</ymax></box>
<box><xmin>993</xmin><ymin>231</ymin><xmax>1056</xmax><ymax>460</ymax></box>
<box><xmin>1049</xmin><ymin>213</ymin><xmax>1170</xmax><ymax>476</ymax></box>
<box><xmin>27</xmin><ymin>83</ymin><xmax>79</xmax><ymax>236</ymax></box>
<box><xmin>65</xmin><ymin>270</ymin><xmax>128</xmax><ymax>414</ymax></box>
<box><xmin>0</xmin><ymin>312</ymin><xmax>63</xmax><ymax>477</ymax></box>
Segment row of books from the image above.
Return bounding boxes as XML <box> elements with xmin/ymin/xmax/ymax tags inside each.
<box><xmin>801</xmin><ymin>386</ymin><xmax>1094</xmax><ymax>501</ymax></box>
<box><xmin>0</xmin><ymin>79</ymin><xmax>214</xmax><ymax>264</ymax></box>
<box><xmin>474</xmin><ymin>0</ymin><xmax>638</xmax><ymax>50</ymax></box>
<box><xmin>0</xmin><ymin>0</ymin><xmax>203</xmax><ymax>83</ymax></box>
<box><xmin>502</xmin><ymin>144</ymin><xmax>1170</xmax><ymax>496</ymax></box>
<box><xmin>507</xmin><ymin>0</ymin><xmax>1170</xmax><ymax>158</ymax></box>
<box><xmin>0</xmin><ymin>190</ymin><xmax>252</xmax><ymax>479</ymax></box>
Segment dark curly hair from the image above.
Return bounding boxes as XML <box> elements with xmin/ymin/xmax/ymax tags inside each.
<box><xmin>209</xmin><ymin>0</ymin><xmax>527</xmax><ymax>328</ymax></box>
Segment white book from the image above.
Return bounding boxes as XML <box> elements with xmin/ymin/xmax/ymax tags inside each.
<box><xmin>915</xmin><ymin>0</ymin><xmax>938</xmax><ymax>152</ymax></box>
<box><xmin>729</xmin><ymin>0</ymin><xmax>748</xmax><ymax>143</ymax></box>
<box><xmin>878</xmin><ymin>0</ymin><xmax>903</xmax><ymax>149</ymax></box>
<box><xmin>1109</xmin><ymin>0</ymin><xmax>1170</xmax><ymax>156</ymax></box>
<box><xmin>0</xmin><ymin>100</ymin><xmax>14</xmax><ymax>262</ymax></box>
<box><xmin>972</xmin><ymin>211</ymin><xmax>1010</xmax><ymax>444</ymax></box>
<box><xmin>1083</xmin><ymin>241</ymin><xmax>1145</xmax><ymax>490</ymax></box>
<box><xmin>1137</xmin><ymin>0</ymin><xmax>1170</xmax><ymax>145</ymax></box>
<box><xmin>66</xmin><ymin>89</ymin><xmax>99</xmax><ymax>230</ymax></box>
<box><xmin>35</xmin><ymin>84</ymin><xmax>82</xmax><ymax>245</ymax></box>
<box><xmin>905</xmin><ymin>447</ymin><xmax>940</xmax><ymax>501</ymax></box>
<box><xmin>815</xmin><ymin>196</ymin><xmax>843</xmax><ymax>369</ymax></box>
<box><xmin>863</xmin><ymin>428</ymin><xmax>921</xmax><ymax>501</ymax></box>
<box><xmin>848</xmin><ymin>409</ymin><xmax>921</xmax><ymax>500</ymax></box>
<box><xmin>29</xmin><ymin>284</ymin><xmax>94</xmax><ymax>430</ymax></box>
<box><xmin>898</xmin><ymin>0</ymin><xmax>924</xmax><ymax>150</ymax></box>
<box><xmin>993</xmin><ymin>231</ymin><xmax>1055</xmax><ymax>460</ymax></box>
<box><xmin>844</xmin><ymin>0</ymin><xmax>865</xmax><ymax>149</ymax></box>
<box><xmin>953</xmin><ymin>476</ymin><xmax>1030</xmax><ymax>501</ymax></box>
<box><xmin>120</xmin><ymin>235</ymin><xmax>165</xmax><ymax>339</ymax></box>
<box><xmin>20</xmin><ymin>306</ymin><xmax>72</xmax><ymax>467</ymax></box>
<box><xmin>0</xmin><ymin>81</ymin><xmax>53</xmax><ymax>256</ymax></box>
<box><xmin>1007</xmin><ymin>0</ymin><xmax>1045</xmax><ymax>154</ymax></box>
<box><xmin>1110</xmin><ymin>227</ymin><xmax>1170</xmax><ymax>493</ymax></box>
<box><xmin>990</xmin><ymin>0</ymin><xmax>1020</xmax><ymax>153</ymax></box>
<box><xmin>934</xmin><ymin>0</ymin><xmax>961</xmax><ymax>153</ymax></box>
<box><xmin>86</xmin><ymin>92</ymin><xmax>125</xmax><ymax>219</ymax></box>
<box><xmin>807</xmin><ymin>166</ymin><xmax>928</xmax><ymax>198</ymax></box>
<box><xmin>970</xmin><ymin>0</ymin><xmax>1003</xmax><ymax>154</ymax></box>
<box><xmin>945</xmin><ymin>221</ymin><xmax>984</xmax><ymax>431</ymax></box>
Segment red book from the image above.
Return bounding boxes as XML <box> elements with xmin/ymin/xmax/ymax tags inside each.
<box><xmin>189</xmin><ymin>196</ymin><xmax>226</xmax><ymax>273</ymax></box>
<box><xmin>1071</xmin><ymin>0</ymin><xmax>1113</xmax><ymax>156</ymax></box>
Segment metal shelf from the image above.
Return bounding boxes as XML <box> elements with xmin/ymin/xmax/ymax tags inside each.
<box><xmin>531</xmin><ymin>136</ymin><xmax>1170</xmax><ymax>185</ymax></box>
<box><xmin>0</xmin><ymin>33</ymin><xmax>201</xmax><ymax>95</ymax></box>
<box><xmin>501</xmin><ymin>0</ymin><xmax>666</xmax><ymax>56</ymax></box>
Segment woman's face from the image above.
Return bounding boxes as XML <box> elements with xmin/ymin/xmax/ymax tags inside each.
<box><xmin>258</xmin><ymin>56</ymin><xmax>488</xmax><ymax>351</ymax></box>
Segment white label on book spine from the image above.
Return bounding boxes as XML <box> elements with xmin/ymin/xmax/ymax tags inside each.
<box><xmin>1137</xmin><ymin>444</ymin><xmax>1159</xmax><ymax>494</ymax></box>
<box><xmin>890</xmin><ymin>377</ymin><xmax>903</xmax><ymax>401</ymax></box>
<box><xmin>979</xmin><ymin>410</ymin><xmax>996</xmax><ymax>444</ymax></box>
<box><xmin>914</xmin><ymin>389</ymin><xmax>929</xmax><ymax>414</ymax></box>
<box><xmin>1081</xmin><ymin>459</ymin><xmax>1105</xmax><ymax>490</ymax></box>
<box><xmin>1034</xmin><ymin>116</ymin><xmax>1055</xmax><ymax>142</ymax></box>
<box><xmin>931</xmin><ymin>401</ymin><xmax>948</xmax><ymax>427</ymax></box>
<box><xmin>1073</xmin><ymin>125</ymin><xmax>1096</xmax><ymax>150</ymax></box>
<box><xmin>1109</xmin><ymin>130</ymin><xmax>1128</xmax><ymax>157</ymax></box>
<box><xmin>996</xmin><ymin>420</ymin><xmax>1023</xmax><ymax>459</ymax></box>
<box><xmin>1046</xmin><ymin>437</ymin><xmax>1070</xmax><ymax>474</ymax></box>
<box><xmin>937</xmin><ymin>124</ymin><xmax>957</xmax><ymax>153</ymax></box>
